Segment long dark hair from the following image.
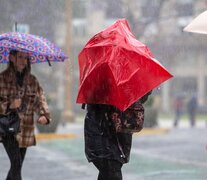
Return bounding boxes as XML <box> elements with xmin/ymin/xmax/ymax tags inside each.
<box><xmin>8</xmin><ymin>50</ymin><xmax>31</xmax><ymax>74</ymax></box>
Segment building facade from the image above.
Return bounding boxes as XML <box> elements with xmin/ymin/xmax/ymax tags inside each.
<box><xmin>71</xmin><ymin>0</ymin><xmax>207</xmax><ymax>113</ymax></box>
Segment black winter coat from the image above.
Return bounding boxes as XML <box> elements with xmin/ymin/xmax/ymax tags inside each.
<box><xmin>84</xmin><ymin>91</ymin><xmax>152</xmax><ymax>164</ymax></box>
<box><xmin>84</xmin><ymin>104</ymin><xmax>132</xmax><ymax>164</ymax></box>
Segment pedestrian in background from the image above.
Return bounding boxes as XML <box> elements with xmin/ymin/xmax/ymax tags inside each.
<box><xmin>187</xmin><ymin>95</ymin><xmax>197</xmax><ymax>127</ymax></box>
<box><xmin>173</xmin><ymin>95</ymin><xmax>184</xmax><ymax>127</ymax></box>
<box><xmin>0</xmin><ymin>50</ymin><xmax>51</xmax><ymax>180</ymax></box>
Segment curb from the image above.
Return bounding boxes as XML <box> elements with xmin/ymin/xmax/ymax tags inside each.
<box><xmin>35</xmin><ymin>128</ymin><xmax>169</xmax><ymax>141</ymax></box>
<box><xmin>36</xmin><ymin>133</ymin><xmax>77</xmax><ymax>141</ymax></box>
<box><xmin>137</xmin><ymin>128</ymin><xmax>170</xmax><ymax>136</ymax></box>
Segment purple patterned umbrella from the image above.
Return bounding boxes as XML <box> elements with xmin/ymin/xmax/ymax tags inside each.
<box><xmin>0</xmin><ymin>32</ymin><xmax>68</xmax><ymax>64</ymax></box>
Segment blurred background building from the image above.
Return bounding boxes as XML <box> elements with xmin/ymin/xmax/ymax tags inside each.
<box><xmin>0</xmin><ymin>0</ymin><xmax>207</xmax><ymax>120</ymax></box>
<box><xmin>71</xmin><ymin>0</ymin><xmax>207</xmax><ymax>115</ymax></box>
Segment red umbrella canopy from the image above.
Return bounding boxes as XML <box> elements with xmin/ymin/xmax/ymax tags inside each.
<box><xmin>77</xmin><ymin>19</ymin><xmax>173</xmax><ymax>111</ymax></box>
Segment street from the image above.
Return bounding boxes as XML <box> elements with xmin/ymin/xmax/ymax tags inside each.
<box><xmin>0</xmin><ymin>120</ymin><xmax>207</xmax><ymax>180</ymax></box>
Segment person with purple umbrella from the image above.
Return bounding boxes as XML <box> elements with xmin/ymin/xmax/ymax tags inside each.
<box><xmin>0</xmin><ymin>50</ymin><xmax>51</xmax><ymax>180</ymax></box>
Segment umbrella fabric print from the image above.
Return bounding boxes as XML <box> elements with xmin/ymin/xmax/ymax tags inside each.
<box><xmin>0</xmin><ymin>32</ymin><xmax>67</xmax><ymax>64</ymax></box>
<box><xmin>77</xmin><ymin>19</ymin><xmax>173</xmax><ymax>111</ymax></box>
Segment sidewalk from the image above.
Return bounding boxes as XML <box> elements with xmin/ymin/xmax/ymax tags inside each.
<box><xmin>158</xmin><ymin>118</ymin><xmax>206</xmax><ymax>128</ymax></box>
<box><xmin>1</xmin><ymin>118</ymin><xmax>206</xmax><ymax>180</ymax></box>
<box><xmin>35</xmin><ymin>118</ymin><xmax>207</xmax><ymax>141</ymax></box>
<box><xmin>0</xmin><ymin>144</ymin><xmax>95</xmax><ymax>180</ymax></box>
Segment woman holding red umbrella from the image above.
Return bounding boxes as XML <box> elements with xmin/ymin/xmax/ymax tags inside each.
<box><xmin>78</xmin><ymin>19</ymin><xmax>172</xmax><ymax>180</ymax></box>
<box><xmin>0</xmin><ymin>50</ymin><xmax>51</xmax><ymax>180</ymax></box>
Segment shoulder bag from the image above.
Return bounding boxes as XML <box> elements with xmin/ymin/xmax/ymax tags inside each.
<box><xmin>0</xmin><ymin>111</ymin><xmax>20</xmax><ymax>136</ymax></box>
<box><xmin>106</xmin><ymin>101</ymin><xmax>144</xmax><ymax>133</ymax></box>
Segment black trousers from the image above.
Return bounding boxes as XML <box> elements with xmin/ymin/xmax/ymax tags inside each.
<box><xmin>93</xmin><ymin>159</ymin><xmax>123</xmax><ymax>180</ymax></box>
<box><xmin>2</xmin><ymin>135</ymin><xmax>27</xmax><ymax>180</ymax></box>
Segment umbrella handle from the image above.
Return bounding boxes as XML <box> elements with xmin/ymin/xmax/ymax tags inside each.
<box><xmin>46</xmin><ymin>57</ymin><xmax>52</xmax><ymax>66</ymax></box>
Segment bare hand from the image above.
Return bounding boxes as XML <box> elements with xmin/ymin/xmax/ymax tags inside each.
<box><xmin>37</xmin><ymin>116</ymin><xmax>48</xmax><ymax>125</ymax></box>
<box><xmin>10</xmin><ymin>98</ymin><xmax>22</xmax><ymax>109</ymax></box>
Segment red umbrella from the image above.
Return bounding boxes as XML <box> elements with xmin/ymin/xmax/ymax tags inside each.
<box><xmin>76</xmin><ymin>19</ymin><xmax>173</xmax><ymax>111</ymax></box>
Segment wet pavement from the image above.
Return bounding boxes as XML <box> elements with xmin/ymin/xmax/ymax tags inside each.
<box><xmin>0</xmin><ymin>119</ymin><xmax>207</xmax><ymax>180</ymax></box>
